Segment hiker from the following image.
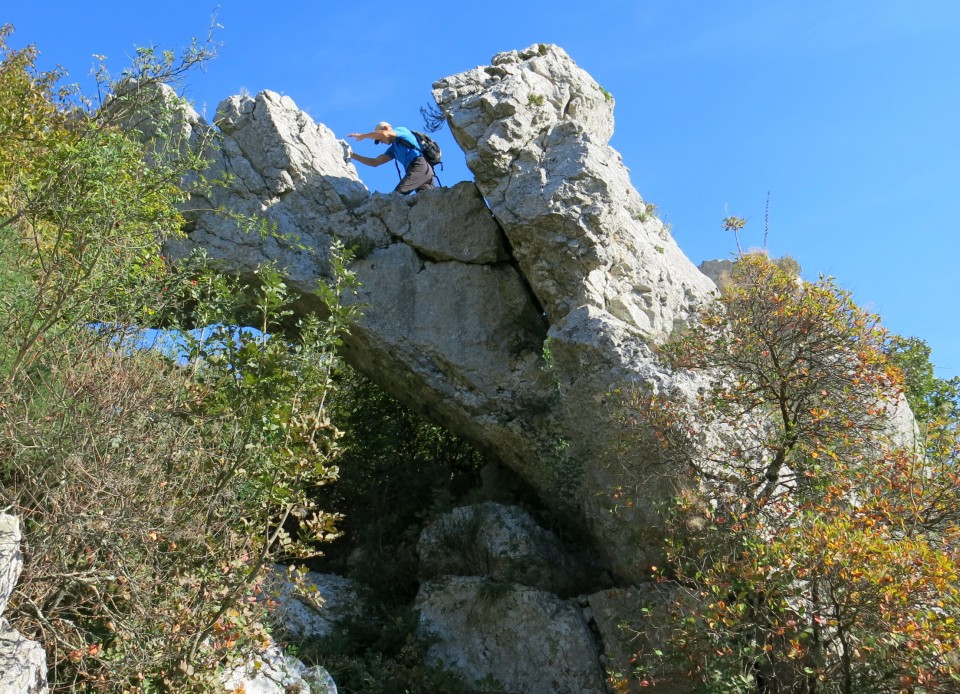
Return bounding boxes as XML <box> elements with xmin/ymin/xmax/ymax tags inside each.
<box><xmin>347</xmin><ymin>122</ymin><xmax>435</xmax><ymax>194</ymax></box>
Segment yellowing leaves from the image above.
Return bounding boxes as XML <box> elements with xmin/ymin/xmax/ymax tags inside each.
<box><xmin>643</xmin><ymin>251</ymin><xmax>960</xmax><ymax>690</ymax></box>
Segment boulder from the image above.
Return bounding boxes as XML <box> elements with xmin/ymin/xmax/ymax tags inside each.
<box><xmin>0</xmin><ymin>514</ymin><xmax>23</xmax><ymax>617</ymax></box>
<box><xmin>0</xmin><ymin>515</ymin><xmax>48</xmax><ymax>694</ymax></box>
<box><xmin>266</xmin><ymin>568</ymin><xmax>367</xmax><ymax>642</ymax></box>
<box><xmin>415</xmin><ymin>576</ymin><xmax>605</xmax><ymax>693</ymax></box>
<box><xmin>0</xmin><ymin>619</ymin><xmax>48</xmax><ymax>694</ymax></box>
<box><xmin>417</xmin><ymin>502</ymin><xmax>604</xmax><ymax>596</ymax></box>
<box><xmin>222</xmin><ymin>642</ymin><xmax>337</xmax><ymax>694</ymax></box>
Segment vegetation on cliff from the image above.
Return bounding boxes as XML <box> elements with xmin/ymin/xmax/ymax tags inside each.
<box><xmin>619</xmin><ymin>253</ymin><xmax>960</xmax><ymax>693</ymax></box>
<box><xmin>0</xmin><ymin>25</ymin><xmax>356</xmax><ymax>690</ymax></box>
<box><xmin>4</xmin><ymin>22</ymin><xmax>959</xmax><ymax>694</ymax></box>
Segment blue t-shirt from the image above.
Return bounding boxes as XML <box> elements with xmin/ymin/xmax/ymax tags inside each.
<box><xmin>386</xmin><ymin>127</ymin><xmax>422</xmax><ymax>170</ymax></box>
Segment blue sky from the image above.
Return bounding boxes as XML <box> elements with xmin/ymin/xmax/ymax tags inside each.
<box><xmin>7</xmin><ymin>1</ymin><xmax>959</xmax><ymax>377</ymax></box>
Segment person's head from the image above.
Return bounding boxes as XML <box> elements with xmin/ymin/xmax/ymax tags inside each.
<box><xmin>373</xmin><ymin>121</ymin><xmax>393</xmax><ymax>144</ymax></box>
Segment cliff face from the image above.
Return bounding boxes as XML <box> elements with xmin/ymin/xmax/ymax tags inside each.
<box><xmin>165</xmin><ymin>44</ymin><xmax>717</xmax><ymax>582</ymax></box>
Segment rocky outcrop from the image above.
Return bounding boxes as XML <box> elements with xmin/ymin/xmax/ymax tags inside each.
<box><xmin>118</xmin><ymin>42</ymin><xmax>925</xmax><ymax>691</ymax></box>
<box><xmin>162</xmin><ymin>44</ymin><xmax>717</xmax><ymax>584</ymax></box>
<box><xmin>432</xmin><ymin>45</ymin><xmax>719</xmax><ymax>581</ymax></box>
<box><xmin>0</xmin><ymin>515</ymin><xmax>48</xmax><ymax>694</ymax></box>
<box><xmin>698</xmin><ymin>258</ymin><xmax>734</xmax><ymax>286</ymax></box>
<box><xmin>416</xmin><ymin>576</ymin><xmax>606</xmax><ymax>693</ymax></box>
<box><xmin>414</xmin><ymin>501</ymin><xmax>699</xmax><ymax>693</ymax></box>
<box><xmin>433</xmin><ymin>44</ymin><xmax>714</xmax><ymax>337</ymax></box>
<box><xmin>418</xmin><ymin>502</ymin><xmax>605</xmax><ymax>596</ymax></box>
<box><xmin>222</xmin><ymin>643</ymin><xmax>337</xmax><ymax>694</ymax></box>
<box><xmin>266</xmin><ymin>568</ymin><xmax>368</xmax><ymax>642</ymax></box>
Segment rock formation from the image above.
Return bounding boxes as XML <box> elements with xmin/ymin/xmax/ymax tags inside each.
<box><xmin>417</xmin><ymin>502</ymin><xmax>604</xmax><ymax>596</ymax></box>
<box><xmin>416</xmin><ymin>576</ymin><xmax>606</xmax><ymax>693</ymax></box>
<box><xmin>266</xmin><ymin>568</ymin><xmax>368</xmax><ymax>642</ymax></box>
<box><xmin>110</xmin><ymin>42</ymin><xmax>926</xmax><ymax>692</ymax></box>
<box><xmin>0</xmin><ymin>514</ymin><xmax>49</xmax><ymax>694</ymax></box>
<box><xmin>412</xmin><ymin>503</ymin><xmax>697</xmax><ymax>692</ymax></box>
<box><xmin>164</xmin><ymin>44</ymin><xmax>716</xmax><ymax>584</ymax></box>
<box><xmin>221</xmin><ymin>645</ymin><xmax>337</xmax><ymax>694</ymax></box>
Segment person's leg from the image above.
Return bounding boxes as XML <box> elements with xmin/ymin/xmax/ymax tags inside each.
<box><xmin>394</xmin><ymin>157</ymin><xmax>435</xmax><ymax>194</ymax></box>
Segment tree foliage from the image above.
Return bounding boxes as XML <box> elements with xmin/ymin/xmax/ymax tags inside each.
<box><xmin>0</xmin><ymin>23</ymin><xmax>217</xmax><ymax>386</ymax></box>
<box><xmin>622</xmin><ymin>254</ymin><xmax>960</xmax><ymax>692</ymax></box>
<box><xmin>657</xmin><ymin>253</ymin><xmax>901</xmax><ymax>511</ymax></box>
<box><xmin>0</xmin><ymin>25</ymin><xmax>357</xmax><ymax>691</ymax></box>
<box><xmin>886</xmin><ymin>335</ymin><xmax>960</xmax><ymax>425</ymax></box>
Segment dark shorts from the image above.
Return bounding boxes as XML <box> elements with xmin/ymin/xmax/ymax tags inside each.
<box><xmin>395</xmin><ymin>156</ymin><xmax>435</xmax><ymax>194</ymax></box>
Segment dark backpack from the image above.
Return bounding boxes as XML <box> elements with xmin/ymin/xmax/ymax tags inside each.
<box><xmin>397</xmin><ymin>130</ymin><xmax>442</xmax><ymax>167</ymax></box>
<box><xmin>411</xmin><ymin>130</ymin><xmax>442</xmax><ymax>167</ymax></box>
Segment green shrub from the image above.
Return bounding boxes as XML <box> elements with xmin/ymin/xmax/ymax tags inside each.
<box><xmin>622</xmin><ymin>254</ymin><xmax>960</xmax><ymax>692</ymax></box>
<box><xmin>0</xmin><ymin>24</ymin><xmax>356</xmax><ymax>691</ymax></box>
<box><xmin>316</xmin><ymin>367</ymin><xmax>488</xmax><ymax>597</ymax></box>
<box><xmin>887</xmin><ymin>334</ymin><xmax>960</xmax><ymax>424</ymax></box>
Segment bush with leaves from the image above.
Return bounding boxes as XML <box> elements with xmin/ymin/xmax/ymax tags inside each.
<box><xmin>3</xmin><ymin>259</ymin><xmax>356</xmax><ymax>690</ymax></box>
<box><xmin>0</xmin><ymin>24</ymin><xmax>357</xmax><ymax>691</ymax></box>
<box><xmin>657</xmin><ymin>253</ymin><xmax>900</xmax><ymax>509</ymax></box>
<box><xmin>618</xmin><ymin>254</ymin><xmax>960</xmax><ymax>692</ymax></box>
<box><xmin>0</xmin><ymin>24</ymin><xmax>220</xmax><ymax>384</ymax></box>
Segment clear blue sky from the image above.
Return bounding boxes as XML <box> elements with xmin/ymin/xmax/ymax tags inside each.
<box><xmin>7</xmin><ymin>1</ymin><xmax>959</xmax><ymax>377</ymax></box>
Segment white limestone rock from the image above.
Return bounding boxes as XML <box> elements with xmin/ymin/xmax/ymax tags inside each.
<box><xmin>0</xmin><ymin>619</ymin><xmax>48</xmax><ymax>694</ymax></box>
<box><xmin>214</xmin><ymin>91</ymin><xmax>367</xmax><ymax>211</ymax></box>
<box><xmin>158</xmin><ymin>51</ymin><xmax>716</xmax><ymax>583</ymax></box>
<box><xmin>266</xmin><ymin>568</ymin><xmax>367</xmax><ymax>642</ymax></box>
<box><xmin>415</xmin><ymin>576</ymin><xmax>606</xmax><ymax>693</ymax></box>
<box><xmin>222</xmin><ymin>643</ymin><xmax>337</xmax><ymax>694</ymax></box>
<box><xmin>434</xmin><ymin>44</ymin><xmax>716</xmax><ymax>339</ymax></box>
<box><xmin>0</xmin><ymin>515</ymin><xmax>48</xmax><ymax>694</ymax></box>
<box><xmin>0</xmin><ymin>515</ymin><xmax>23</xmax><ymax>617</ymax></box>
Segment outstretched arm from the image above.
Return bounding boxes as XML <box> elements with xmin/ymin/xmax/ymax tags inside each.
<box><xmin>347</xmin><ymin>130</ymin><xmax>377</xmax><ymax>141</ymax></box>
<box><xmin>347</xmin><ymin>126</ymin><xmax>395</xmax><ymax>167</ymax></box>
<box><xmin>348</xmin><ymin>125</ymin><xmax>395</xmax><ymax>142</ymax></box>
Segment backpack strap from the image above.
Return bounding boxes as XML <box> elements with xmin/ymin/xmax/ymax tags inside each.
<box><xmin>394</xmin><ymin>132</ymin><xmax>423</xmax><ymax>156</ymax></box>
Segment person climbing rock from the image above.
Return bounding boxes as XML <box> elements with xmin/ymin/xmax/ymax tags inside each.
<box><xmin>347</xmin><ymin>122</ymin><xmax>435</xmax><ymax>194</ymax></box>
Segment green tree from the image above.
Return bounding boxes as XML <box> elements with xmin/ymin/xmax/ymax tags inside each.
<box><xmin>656</xmin><ymin>253</ymin><xmax>900</xmax><ymax>512</ymax></box>
<box><xmin>887</xmin><ymin>335</ymin><xmax>960</xmax><ymax>424</ymax></box>
<box><xmin>0</xmin><ymin>23</ymin><xmax>217</xmax><ymax>385</ymax></box>
<box><xmin>0</xmin><ymin>25</ymin><xmax>356</xmax><ymax>691</ymax></box>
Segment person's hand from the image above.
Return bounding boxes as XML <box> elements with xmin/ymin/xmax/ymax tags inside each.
<box><xmin>347</xmin><ymin>132</ymin><xmax>363</xmax><ymax>141</ymax></box>
<box><xmin>339</xmin><ymin>140</ymin><xmax>353</xmax><ymax>163</ymax></box>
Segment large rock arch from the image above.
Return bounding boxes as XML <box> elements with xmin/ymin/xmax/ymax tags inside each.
<box><xmin>165</xmin><ymin>45</ymin><xmax>716</xmax><ymax>582</ymax></box>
